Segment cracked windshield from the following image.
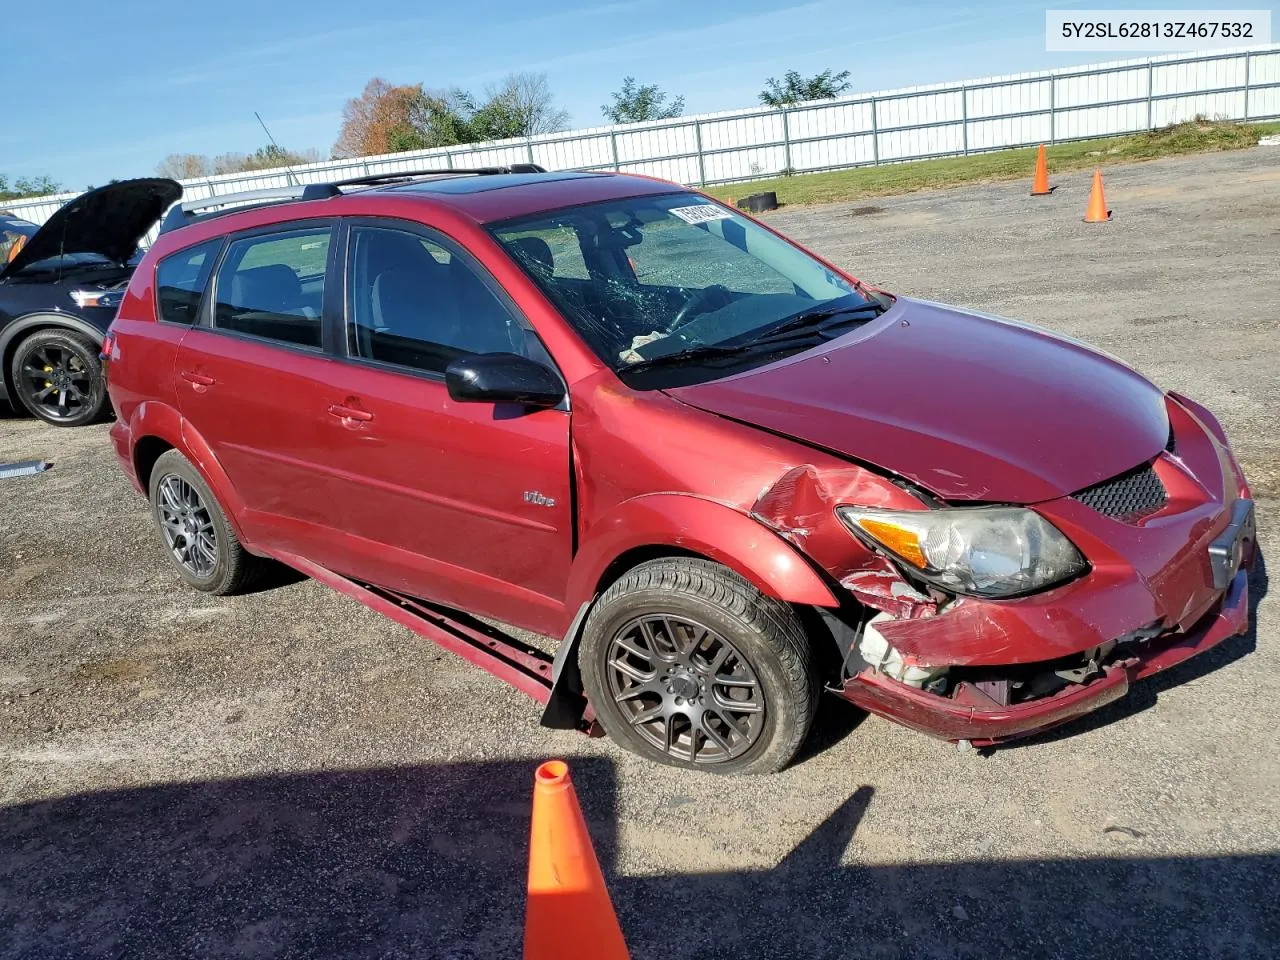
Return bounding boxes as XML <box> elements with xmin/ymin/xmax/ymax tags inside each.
<box><xmin>492</xmin><ymin>193</ymin><xmax>878</xmax><ymax>377</ymax></box>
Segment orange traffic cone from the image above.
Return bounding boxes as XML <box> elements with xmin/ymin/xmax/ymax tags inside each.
<box><xmin>1084</xmin><ymin>168</ymin><xmax>1111</xmax><ymax>222</ymax></box>
<box><xmin>525</xmin><ymin>761</ymin><xmax>630</xmax><ymax>960</ymax></box>
<box><xmin>1031</xmin><ymin>144</ymin><xmax>1052</xmax><ymax>196</ymax></box>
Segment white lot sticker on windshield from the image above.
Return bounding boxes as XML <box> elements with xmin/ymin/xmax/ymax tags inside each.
<box><xmin>669</xmin><ymin>204</ymin><xmax>733</xmax><ymax>224</ymax></box>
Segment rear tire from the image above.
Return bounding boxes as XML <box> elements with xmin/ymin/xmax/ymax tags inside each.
<box><xmin>147</xmin><ymin>449</ymin><xmax>261</xmax><ymax>595</ymax></box>
<box><xmin>579</xmin><ymin>558</ymin><xmax>818</xmax><ymax>775</ymax></box>
<box><xmin>9</xmin><ymin>329</ymin><xmax>108</xmax><ymax>427</ymax></box>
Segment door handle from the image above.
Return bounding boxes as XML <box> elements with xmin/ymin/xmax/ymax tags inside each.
<box><xmin>181</xmin><ymin>370</ymin><xmax>215</xmax><ymax>387</ymax></box>
<box><xmin>327</xmin><ymin>403</ymin><xmax>373</xmax><ymax>423</ymax></box>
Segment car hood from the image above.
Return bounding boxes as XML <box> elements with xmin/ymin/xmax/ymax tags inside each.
<box><xmin>1</xmin><ymin>178</ymin><xmax>182</xmax><ymax>279</ymax></box>
<box><xmin>664</xmin><ymin>297</ymin><xmax>1169</xmax><ymax>503</ymax></box>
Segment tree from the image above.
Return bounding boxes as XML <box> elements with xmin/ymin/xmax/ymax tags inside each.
<box><xmin>0</xmin><ymin>174</ymin><xmax>63</xmax><ymax>201</ymax></box>
<box><xmin>407</xmin><ymin>88</ymin><xmax>481</xmax><ymax>149</ymax></box>
<box><xmin>239</xmin><ymin>145</ymin><xmax>323</xmax><ymax>171</ymax></box>
<box><xmin>470</xmin><ymin>92</ymin><xmax>529</xmax><ymax>142</ymax></box>
<box><xmin>335</xmin><ymin>73</ymin><xmax>570</xmax><ymax>157</ymax></box>
<box><xmin>156</xmin><ymin>154</ymin><xmax>214</xmax><ymax>178</ymax></box>
<box><xmin>335</xmin><ymin>78</ymin><xmax>452</xmax><ymax>157</ymax></box>
<box><xmin>602</xmin><ymin>77</ymin><xmax>686</xmax><ymax>124</ymax></box>
<box><xmin>486</xmin><ymin>72</ymin><xmax>569</xmax><ymax>135</ymax></box>
<box><xmin>211</xmin><ymin>153</ymin><xmax>246</xmax><ymax>175</ymax></box>
<box><xmin>334</xmin><ymin>78</ymin><xmax>423</xmax><ymax>157</ymax></box>
<box><xmin>158</xmin><ymin>146</ymin><xmax>322</xmax><ymax>179</ymax></box>
<box><xmin>759</xmin><ymin>69</ymin><xmax>852</xmax><ymax>107</ymax></box>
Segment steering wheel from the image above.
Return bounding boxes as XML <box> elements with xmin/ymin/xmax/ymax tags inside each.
<box><xmin>666</xmin><ymin>284</ymin><xmax>731</xmax><ymax>334</ymax></box>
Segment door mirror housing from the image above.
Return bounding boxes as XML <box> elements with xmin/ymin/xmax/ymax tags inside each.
<box><xmin>445</xmin><ymin>353</ymin><xmax>565</xmax><ymax>408</ymax></box>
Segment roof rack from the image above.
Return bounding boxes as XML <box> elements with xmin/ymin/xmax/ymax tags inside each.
<box><xmin>331</xmin><ymin>163</ymin><xmax>547</xmax><ymax>188</ymax></box>
<box><xmin>157</xmin><ymin>163</ymin><xmax>549</xmax><ymax>235</ymax></box>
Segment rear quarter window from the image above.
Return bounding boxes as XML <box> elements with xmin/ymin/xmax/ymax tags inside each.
<box><xmin>156</xmin><ymin>240</ymin><xmax>221</xmax><ymax>325</ymax></box>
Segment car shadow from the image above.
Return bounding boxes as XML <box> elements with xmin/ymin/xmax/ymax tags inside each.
<box><xmin>240</xmin><ymin>558</ymin><xmax>310</xmax><ymax>593</ymax></box>
<box><xmin>2</xmin><ymin>759</ymin><xmax>1276</xmax><ymax>959</ymax></box>
<box><xmin>1005</xmin><ymin>548</ymin><xmax>1268</xmax><ymax>750</ymax></box>
<box><xmin>794</xmin><ymin>690</ymin><xmax>869</xmax><ymax>764</ymax></box>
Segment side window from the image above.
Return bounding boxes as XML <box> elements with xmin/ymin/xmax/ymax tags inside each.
<box><xmin>213</xmin><ymin>229</ymin><xmax>330</xmax><ymax>349</ymax></box>
<box><xmin>155</xmin><ymin>240</ymin><xmax>220</xmax><ymax>325</ymax></box>
<box><xmin>347</xmin><ymin>225</ymin><xmax>526</xmax><ymax>374</ymax></box>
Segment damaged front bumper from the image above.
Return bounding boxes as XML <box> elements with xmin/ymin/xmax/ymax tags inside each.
<box><xmin>752</xmin><ymin>390</ymin><xmax>1256</xmax><ymax>747</ymax></box>
<box><xmin>836</xmin><ymin>567</ymin><xmax>1251</xmax><ymax>745</ymax></box>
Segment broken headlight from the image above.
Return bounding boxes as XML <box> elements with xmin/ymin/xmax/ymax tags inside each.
<box><xmin>836</xmin><ymin>506</ymin><xmax>1087</xmax><ymax>599</ymax></box>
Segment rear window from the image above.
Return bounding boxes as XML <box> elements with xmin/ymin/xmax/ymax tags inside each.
<box><xmin>155</xmin><ymin>240</ymin><xmax>220</xmax><ymax>325</ymax></box>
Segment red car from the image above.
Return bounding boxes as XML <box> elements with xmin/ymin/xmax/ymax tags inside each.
<box><xmin>104</xmin><ymin>168</ymin><xmax>1255</xmax><ymax>774</ymax></box>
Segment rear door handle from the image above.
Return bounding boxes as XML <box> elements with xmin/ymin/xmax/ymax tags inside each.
<box><xmin>181</xmin><ymin>370</ymin><xmax>215</xmax><ymax>387</ymax></box>
<box><xmin>327</xmin><ymin>403</ymin><xmax>373</xmax><ymax>423</ymax></box>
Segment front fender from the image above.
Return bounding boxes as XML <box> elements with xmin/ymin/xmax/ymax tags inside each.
<box><xmin>565</xmin><ymin>493</ymin><xmax>840</xmax><ymax>614</ymax></box>
<box><xmin>1168</xmin><ymin>390</ymin><xmax>1251</xmax><ymax>499</ymax></box>
<box><xmin>127</xmin><ymin>401</ymin><xmax>253</xmax><ymax>547</ymax></box>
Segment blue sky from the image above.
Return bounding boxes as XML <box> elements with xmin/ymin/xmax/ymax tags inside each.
<box><xmin>4</xmin><ymin>0</ymin><xmax>1274</xmax><ymax>189</ymax></box>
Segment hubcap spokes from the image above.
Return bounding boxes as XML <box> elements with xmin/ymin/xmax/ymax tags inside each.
<box><xmin>606</xmin><ymin>615</ymin><xmax>764</xmax><ymax>764</ymax></box>
<box><xmin>20</xmin><ymin>345</ymin><xmax>92</xmax><ymax>419</ymax></box>
<box><xmin>157</xmin><ymin>475</ymin><xmax>218</xmax><ymax>577</ymax></box>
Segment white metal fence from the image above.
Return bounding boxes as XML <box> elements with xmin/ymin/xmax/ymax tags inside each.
<box><xmin>6</xmin><ymin>43</ymin><xmax>1279</xmax><ymax>229</ymax></box>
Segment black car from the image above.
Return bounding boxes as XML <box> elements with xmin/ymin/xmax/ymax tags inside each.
<box><xmin>0</xmin><ymin>179</ymin><xmax>181</xmax><ymax>426</ymax></box>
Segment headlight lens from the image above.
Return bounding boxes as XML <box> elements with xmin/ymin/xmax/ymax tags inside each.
<box><xmin>70</xmin><ymin>289</ymin><xmax>124</xmax><ymax>310</ymax></box>
<box><xmin>836</xmin><ymin>506</ymin><xmax>1087</xmax><ymax>598</ymax></box>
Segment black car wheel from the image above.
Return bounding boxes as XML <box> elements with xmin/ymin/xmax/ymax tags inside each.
<box><xmin>147</xmin><ymin>449</ymin><xmax>262</xmax><ymax>595</ymax></box>
<box><xmin>579</xmin><ymin>557</ymin><xmax>818</xmax><ymax>775</ymax></box>
<box><xmin>9</xmin><ymin>329</ymin><xmax>108</xmax><ymax>427</ymax></box>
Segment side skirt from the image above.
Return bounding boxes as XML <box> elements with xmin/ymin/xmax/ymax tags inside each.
<box><xmin>277</xmin><ymin>551</ymin><xmax>596</xmax><ymax>732</ymax></box>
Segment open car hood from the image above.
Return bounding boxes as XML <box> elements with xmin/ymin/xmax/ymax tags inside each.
<box><xmin>1</xmin><ymin>178</ymin><xmax>181</xmax><ymax>279</ymax></box>
<box><xmin>665</xmin><ymin>298</ymin><xmax>1170</xmax><ymax>504</ymax></box>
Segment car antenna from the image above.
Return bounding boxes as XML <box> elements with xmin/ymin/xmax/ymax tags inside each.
<box><xmin>55</xmin><ymin>199</ymin><xmax>74</xmax><ymax>283</ymax></box>
<box><xmin>254</xmin><ymin>111</ymin><xmax>299</xmax><ymax>186</ymax></box>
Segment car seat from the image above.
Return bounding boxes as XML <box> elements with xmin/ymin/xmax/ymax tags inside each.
<box><xmin>510</xmin><ymin>236</ymin><xmax>555</xmax><ymax>276</ymax></box>
<box><xmin>362</xmin><ymin>231</ymin><xmax>519</xmax><ymax>361</ymax></box>
<box><xmin>229</xmin><ymin>264</ymin><xmax>308</xmax><ymax>315</ymax></box>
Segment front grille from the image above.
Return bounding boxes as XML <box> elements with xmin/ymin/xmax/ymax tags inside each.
<box><xmin>1072</xmin><ymin>463</ymin><xmax>1167</xmax><ymax>521</ymax></box>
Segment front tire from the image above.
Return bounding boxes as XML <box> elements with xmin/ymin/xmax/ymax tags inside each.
<box><xmin>9</xmin><ymin>329</ymin><xmax>109</xmax><ymax>427</ymax></box>
<box><xmin>147</xmin><ymin>449</ymin><xmax>260</xmax><ymax>595</ymax></box>
<box><xmin>579</xmin><ymin>558</ymin><xmax>818</xmax><ymax>775</ymax></box>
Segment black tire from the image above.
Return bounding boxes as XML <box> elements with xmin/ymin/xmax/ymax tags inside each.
<box><xmin>147</xmin><ymin>449</ymin><xmax>261</xmax><ymax>595</ymax></box>
<box><xmin>579</xmin><ymin>558</ymin><xmax>818</xmax><ymax>775</ymax></box>
<box><xmin>9</xmin><ymin>328</ymin><xmax>109</xmax><ymax>427</ymax></box>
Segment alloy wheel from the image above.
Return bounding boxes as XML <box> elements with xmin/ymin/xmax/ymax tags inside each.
<box><xmin>19</xmin><ymin>344</ymin><xmax>94</xmax><ymax>422</ymax></box>
<box><xmin>156</xmin><ymin>475</ymin><xmax>219</xmax><ymax>578</ymax></box>
<box><xmin>605</xmin><ymin>614</ymin><xmax>765</xmax><ymax>764</ymax></box>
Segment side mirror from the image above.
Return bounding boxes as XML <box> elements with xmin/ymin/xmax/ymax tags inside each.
<box><xmin>445</xmin><ymin>353</ymin><xmax>565</xmax><ymax>408</ymax></box>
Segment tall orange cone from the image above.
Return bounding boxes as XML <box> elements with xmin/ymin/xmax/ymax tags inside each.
<box><xmin>525</xmin><ymin>760</ymin><xmax>630</xmax><ymax>960</ymax></box>
<box><xmin>1031</xmin><ymin>144</ymin><xmax>1052</xmax><ymax>196</ymax></box>
<box><xmin>1084</xmin><ymin>168</ymin><xmax>1111</xmax><ymax>222</ymax></box>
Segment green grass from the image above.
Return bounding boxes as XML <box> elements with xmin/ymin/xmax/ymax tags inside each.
<box><xmin>706</xmin><ymin>119</ymin><xmax>1280</xmax><ymax>208</ymax></box>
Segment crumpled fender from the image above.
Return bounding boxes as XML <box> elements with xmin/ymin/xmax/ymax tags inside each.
<box><xmin>1168</xmin><ymin>391</ymin><xmax>1251</xmax><ymax>499</ymax></box>
<box><xmin>564</xmin><ymin>492</ymin><xmax>841</xmax><ymax>614</ymax></box>
<box><xmin>126</xmin><ymin>401</ymin><xmax>253</xmax><ymax>546</ymax></box>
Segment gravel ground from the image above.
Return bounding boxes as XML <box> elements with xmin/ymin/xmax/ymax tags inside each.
<box><xmin>1</xmin><ymin>148</ymin><xmax>1278</xmax><ymax>960</ymax></box>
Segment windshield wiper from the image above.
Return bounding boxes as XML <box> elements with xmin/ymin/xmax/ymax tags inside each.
<box><xmin>622</xmin><ymin>297</ymin><xmax>889</xmax><ymax>374</ymax></box>
<box><xmin>736</xmin><ymin>297</ymin><xmax>887</xmax><ymax>346</ymax></box>
<box><xmin>622</xmin><ymin>324</ymin><xmax>839</xmax><ymax>372</ymax></box>
<box><xmin>621</xmin><ymin>341</ymin><xmax>762</xmax><ymax>373</ymax></box>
